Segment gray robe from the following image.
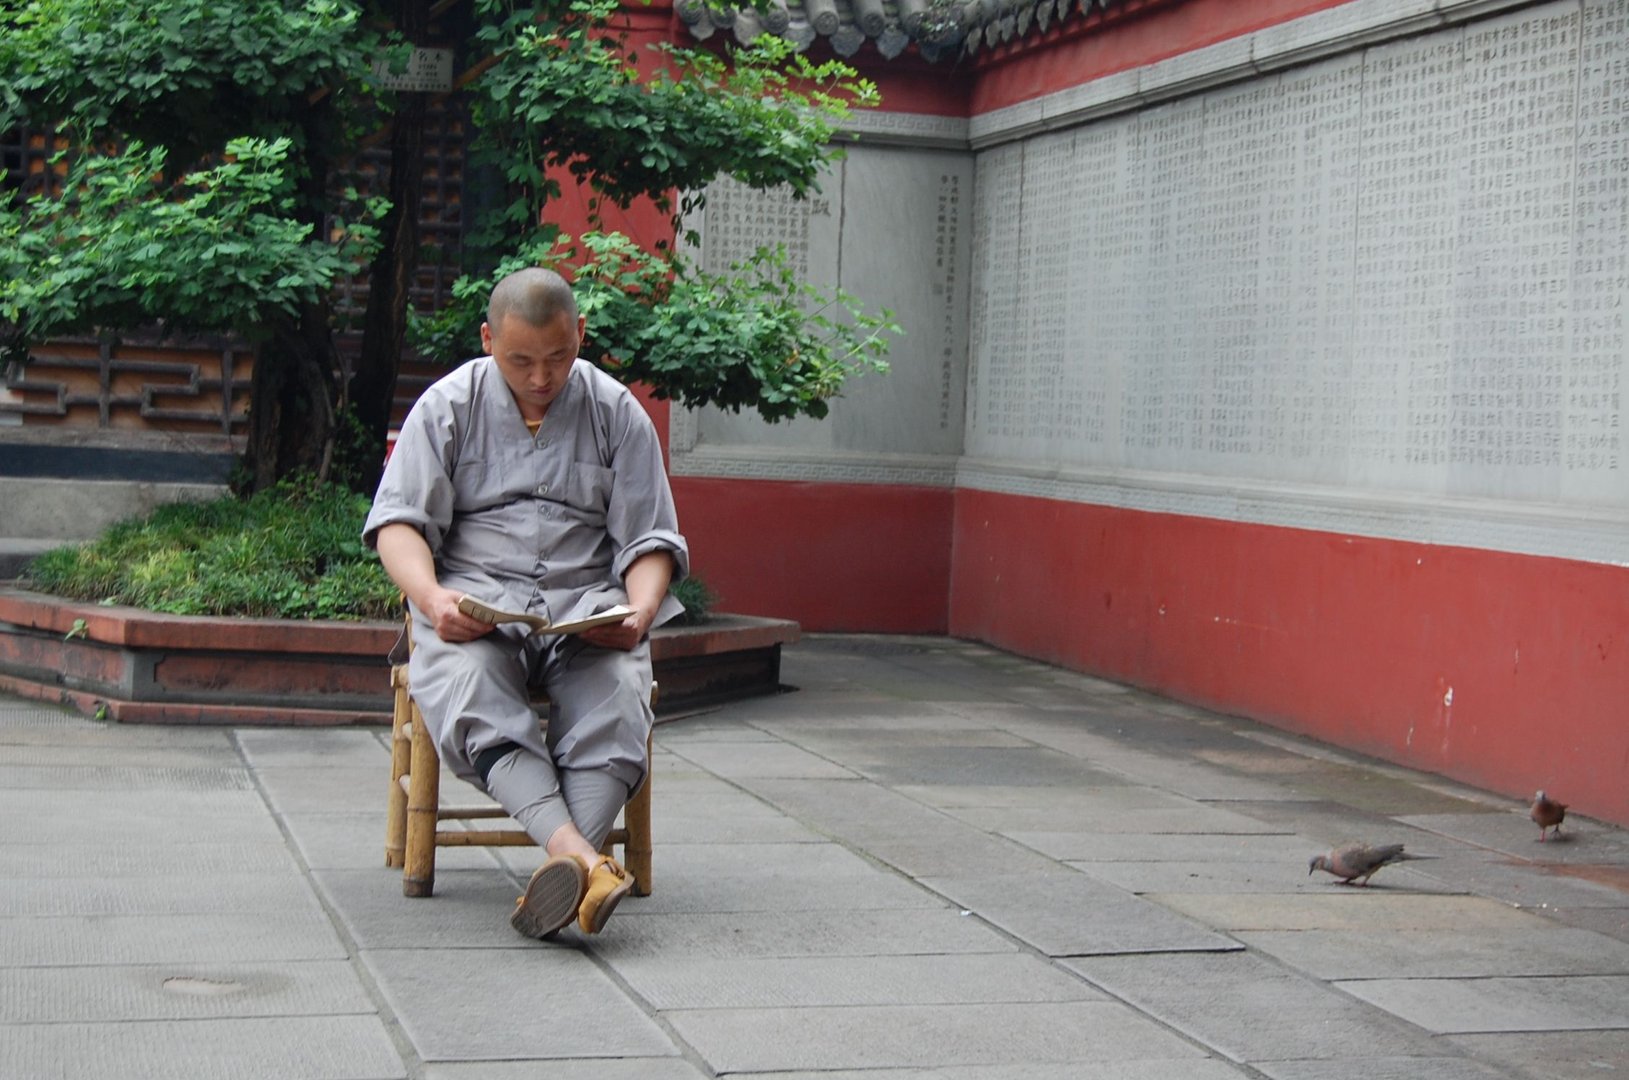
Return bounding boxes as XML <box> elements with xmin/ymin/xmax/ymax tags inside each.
<box><xmin>364</xmin><ymin>356</ymin><xmax>689</xmax><ymax>787</ymax></box>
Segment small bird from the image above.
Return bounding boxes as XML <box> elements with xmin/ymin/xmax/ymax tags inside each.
<box><xmin>1308</xmin><ymin>842</ymin><xmax>1435</xmax><ymax>886</ymax></box>
<box><xmin>1530</xmin><ymin>790</ymin><xmax>1567</xmax><ymax>842</ymax></box>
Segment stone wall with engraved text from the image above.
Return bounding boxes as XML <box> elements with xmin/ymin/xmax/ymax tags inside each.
<box><xmin>965</xmin><ymin>1</ymin><xmax>1626</xmax><ymax>514</ymax></box>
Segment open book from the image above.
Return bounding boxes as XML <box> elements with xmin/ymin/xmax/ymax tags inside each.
<box><xmin>457</xmin><ymin>595</ymin><xmax>634</xmax><ymax>636</ymax></box>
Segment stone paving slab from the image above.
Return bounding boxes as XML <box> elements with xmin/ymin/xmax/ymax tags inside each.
<box><xmin>1542</xmin><ymin>905</ymin><xmax>1629</xmax><ymax>942</ymax></box>
<box><xmin>0</xmin><ymin>839</ymin><xmax>302</xmax><ymax>877</ymax></box>
<box><xmin>1405</xmin><ymin>852</ymin><xmax>1629</xmax><ymax>910</ymax></box>
<box><xmin>1337</xmin><ymin>974</ymin><xmax>1629</xmax><ymax>1033</ymax></box>
<box><xmin>1238</xmin><ymin>926</ymin><xmax>1629</xmax><ymax>979</ymax></box>
<box><xmin>669</xmin><ymin>739</ymin><xmax>860</xmax><ymax>780</ymax></box>
<box><xmin>236</xmin><ymin>728</ymin><xmax>391</xmax><ymax>769</ymax></box>
<box><xmin>639</xmin><ymin>790</ymin><xmax>828</xmax><ymax>844</ymax></box>
<box><xmin>0</xmin><ymin>704</ymin><xmax>101</xmax><ymax>727</ymax></box>
<box><xmin>0</xmin><ymin>911</ymin><xmax>349</xmax><ymax>966</ymax></box>
<box><xmin>921</xmin><ymin>872</ymin><xmax>1240</xmax><ymax>956</ymax></box>
<box><xmin>362</xmin><ymin>947</ymin><xmax>677</xmax><ymax>1061</ymax></box>
<box><xmin>931</xmin><ymin>703</ymin><xmax>1129</xmax><ymax>733</ymax></box>
<box><xmin>1448</xmin><ymin>1031</ymin><xmax>1629</xmax><ymax>1080</ymax></box>
<box><xmin>1230</xmin><ymin>728</ymin><xmax>1471</xmax><ymax>779</ymax></box>
<box><xmin>1151</xmin><ymin>893</ymin><xmax>1545</xmax><ymax>932</ymax></box>
<box><xmin>1531</xmin><ymin>861</ymin><xmax>1629</xmax><ymax>896</ymax></box>
<box><xmin>991</xmin><ymin>729</ymin><xmax>1307</xmax><ymax>802</ymax></box>
<box><xmin>1065</xmin><ymin>952</ymin><xmax>1446</xmax><ymax>1063</ymax></box>
<box><xmin>894</xmin><ymin>782</ymin><xmax>1197</xmax><ymax>812</ymax></box>
<box><xmin>989</xmin><ymin>806</ymin><xmax>1291</xmax><ymax>836</ymax></box>
<box><xmin>312</xmin><ymin>869</ymin><xmax>532</xmax><ymax>950</ymax></box>
<box><xmin>1081</xmin><ymin>859</ymin><xmax>1452</xmax><ymax>896</ymax></box>
<box><xmin>655</xmin><ymin>718</ymin><xmax>789</xmax><ymax>741</ymax></box>
<box><xmin>1256</xmin><ymin>1058</ymin><xmax>1519</xmax><ymax>1080</ymax></box>
<box><xmin>0</xmin><ymin>742</ymin><xmax>243</xmax><ymax>768</ymax></box>
<box><xmin>748</xmin><ymin>777</ymin><xmax>1060</xmax><ymax>878</ymax></box>
<box><xmin>1218</xmin><ymin>798</ymin><xmax>1470</xmax><ymax>846</ymax></box>
<box><xmin>752</xmin><ymin>700</ymin><xmax>1025</xmax><ymax>733</ymax></box>
<box><xmin>847</xmin><ymin>745</ymin><xmax>1136</xmax><ymax>791</ymax></box>
<box><xmin>733</xmin><ymin>1065</ymin><xmax>1253</xmax><ymax>1080</ymax></box>
<box><xmin>643</xmin><ymin>760</ymin><xmax>762</xmax><ymax>799</ymax></box>
<box><xmin>0</xmin><ymin>714</ymin><xmax>233</xmax><ymax>747</ymax></box>
<box><xmin>606</xmin><ymin>952</ymin><xmax>1105</xmax><ymax>1009</ymax></box>
<box><xmin>1188</xmin><ymin>752</ymin><xmax>1500</xmax><ymax>817</ymax></box>
<box><xmin>0</xmin><ymin>960</ymin><xmax>376</xmax><ymax>1023</ymax></box>
<box><xmin>0</xmin><ymin>788</ymin><xmax>285</xmax><ymax>844</ymax></box>
<box><xmin>642</xmin><ymin>808</ymin><xmax>826</xmax><ymax>844</ymax></box>
<box><xmin>843</xmin><ymin>669</ymin><xmax>1019</xmax><ymax>705</ymax></box>
<box><xmin>665</xmin><ymin>1000</ymin><xmax>1215</xmax><ymax>1073</ymax></box>
<box><xmin>1400</xmin><ymin>811</ymin><xmax>1629</xmax><ymax>863</ymax></box>
<box><xmin>588</xmin><ymin>908</ymin><xmax>1015</xmax><ymax>959</ymax></box>
<box><xmin>571</xmin><ymin>841</ymin><xmax>943</xmax><ymax>914</ymax></box>
<box><xmin>423</xmin><ymin>1062</ymin><xmax>708</xmax><ymax>1080</ymax></box>
<box><xmin>774</xmin><ymin>725</ymin><xmax>1042</xmax><ymax>753</ymax></box>
<box><xmin>1</xmin><ymin>1015</ymin><xmax>406</xmax><ymax>1080</ymax></box>
<box><xmin>0</xmin><ymin>762</ymin><xmax>252</xmax><ymax>790</ymax></box>
<box><xmin>1016</xmin><ymin>830</ymin><xmax>1317</xmax><ymax>864</ymax></box>
<box><xmin>257</xmin><ymin>764</ymin><xmax>398</xmax><ymax>815</ymax></box>
<box><xmin>283</xmin><ymin>812</ymin><xmax>501</xmax><ymax>873</ymax></box>
<box><xmin>0</xmin><ymin>872</ymin><xmax>327</xmax><ymax>917</ymax></box>
<box><xmin>713</xmin><ymin>694</ymin><xmax>952</xmax><ymax>728</ymax></box>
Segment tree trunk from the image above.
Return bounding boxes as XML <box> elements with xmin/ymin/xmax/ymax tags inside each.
<box><xmin>349</xmin><ymin>0</ymin><xmax>431</xmax><ymax>495</ymax></box>
<box><xmin>241</xmin><ymin>95</ymin><xmax>343</xmax><ymax>493</ymax></box>
<box><xmin>244</xmin><ymin>304</ymin><xmax>339</xmax><ymax>493</ymax></box>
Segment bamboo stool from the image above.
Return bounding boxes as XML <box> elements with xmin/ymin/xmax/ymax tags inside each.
<box><xmin>384</xmin><ymin>653</ymin><xmax>655</xmax><ymax>900</ymax></box>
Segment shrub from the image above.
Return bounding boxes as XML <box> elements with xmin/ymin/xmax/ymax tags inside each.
<box><xmin>669</xmin><ymin>575</ymin><xmax>719</xmax><ymax>626</ymax></box>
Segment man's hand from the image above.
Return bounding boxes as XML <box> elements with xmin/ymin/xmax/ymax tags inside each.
<box><xmin>577</xmin><ymin>550</ymin><xmax>675</xmax><ymax>651</ymax></box>
<box><xmin>422</xmin><ymin>586</ymin><xmax>497</xmax><ymax>643</ymax></box>
<box><xmin>578</xmin><ymin>606</ymin><xmax>655</xmax><ymax>652</ymax></box>
<box><xmin>375</xmin><ymin>524</ymin><xmax>495</xmax><ymax>644</ymax></box>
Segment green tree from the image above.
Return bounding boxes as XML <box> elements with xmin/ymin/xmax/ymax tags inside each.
<box><xmin>0</xmin><ymin>0</ymin><xmax>894</xmax><ymax>492</ymax></box>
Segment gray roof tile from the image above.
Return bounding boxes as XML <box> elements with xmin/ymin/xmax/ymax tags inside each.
<box><xmin>680</xmin><ymin>0</ymin><xmax>1137</xmax><ymax>61</ymax></box>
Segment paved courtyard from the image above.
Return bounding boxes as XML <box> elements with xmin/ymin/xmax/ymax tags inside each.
<box><xmin>2</xmin><ymin>634</ymin><xmax>1626</xmax><ymax>1079</ymax></box>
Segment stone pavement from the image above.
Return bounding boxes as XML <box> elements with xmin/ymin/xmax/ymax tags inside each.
<box><xmin>2</xmin><ymin>635</ymin><xmax>1627</xmax><ymax>1080</ymax></box>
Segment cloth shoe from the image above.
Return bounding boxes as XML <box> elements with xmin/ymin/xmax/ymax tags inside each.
<box><xmin>510</xmin><ymin>854</ymin><xmax>588</xmax><ymax>939</ymax></box>
<box><xmin>577</xmin><ymin>855</ymin><xmax>634</xmax><ymax>934</ymax></box>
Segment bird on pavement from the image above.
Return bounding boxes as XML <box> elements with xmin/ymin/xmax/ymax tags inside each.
<box><xmin>1307</xmin><ymin>842</ymin><xmax>1435</xmax><ymax>886</ymax></box>
<box><xmin>1530</xmin><ymin>790</ymin><xmax>1567</xmax><ymax>842</ymax></box>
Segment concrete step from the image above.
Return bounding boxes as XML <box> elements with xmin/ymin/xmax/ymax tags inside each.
<box><xmin>0</xmin><ymin>476</ymin><xmax>227</xmax><ymax>541</ymax></box>
<box><xmin>0</xmin><ymin>433</ymin><xmax>234</xmax><ymax>578</ymax></box>
<box><xmin>0</xmin><ymin>538</ymin><xmax>65</xmax><ymax>580</ymax></box>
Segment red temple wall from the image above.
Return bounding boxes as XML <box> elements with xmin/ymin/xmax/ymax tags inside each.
<box><xmin>672</xmin><ymin>477</ymin><xmax>954</xmax><ymax>634</ymax></box>
<box><xmin>970</xmin><ymin>0</ymin><xmax>1355</xmax><ymax>111</ymax></box>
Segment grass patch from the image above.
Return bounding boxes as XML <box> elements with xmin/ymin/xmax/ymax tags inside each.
<box><xmin>24</xmin><ymin>479</ymin><xmax>399</xmax><ymax>621</ymax></box>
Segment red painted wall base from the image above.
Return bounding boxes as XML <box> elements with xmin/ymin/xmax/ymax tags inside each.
<box><xmin>672</xmin><ymin>477</ymin><xmax>953</xmax><ymax>634</ymax></box>
<box><xmin>948</xmin><ymin>487</ymin><xmax>1629</xmax><ymax>827</ymax></box>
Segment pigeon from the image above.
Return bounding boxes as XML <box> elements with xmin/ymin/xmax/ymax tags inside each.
<box><xmin>1530</xmin><ymin>790</ymin><xmax>1567</xmax><ymax>842</ymax></box>
<box><xmin>1308</xmin><ymin>842</ymin><xmax>1435</xmax><ymax>886</ymax></box>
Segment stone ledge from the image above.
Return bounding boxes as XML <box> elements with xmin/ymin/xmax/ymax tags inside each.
<box><xmin>0</xmin><ymin>588</ymin><xmax>798</xmax><ymax>726</ymax></box>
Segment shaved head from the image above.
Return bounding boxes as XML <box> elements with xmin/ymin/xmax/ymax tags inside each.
<box><xmin>487</xmin><ymin>267</ymin><xmax>578</xmax><ymax>332</ymax></box>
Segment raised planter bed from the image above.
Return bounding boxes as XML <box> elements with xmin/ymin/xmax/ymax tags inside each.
<box><xmin>0</xmin><ymin>588</ymin><xmax>797</xmax><ymax>726</ymax></box>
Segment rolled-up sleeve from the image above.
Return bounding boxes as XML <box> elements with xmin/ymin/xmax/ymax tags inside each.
<box><xmin>362</xmin><ymin>391</ymin><xmax>459</xmax><ymax>555</ymax></box>
<box><xmin>606</xmin><ymin>394</ymin><xmax>690</xmax><ymax>583</ymax></box>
